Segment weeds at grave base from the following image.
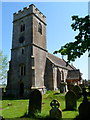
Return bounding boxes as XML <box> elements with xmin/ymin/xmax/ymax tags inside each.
<box><xmin>20</xmin><ymin>110</ymin><xmax>75</xmax><ymax>120</ymax></box>
<box><xmin>20</xmin><ymin>111</ymin><xmax>50</xmax><ymax>120</ymax></box>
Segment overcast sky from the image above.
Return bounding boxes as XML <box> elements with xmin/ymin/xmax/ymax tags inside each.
<box><xmin>1</xmin><ymin>2</ymin><xmax>89</xmax><ymax>80</ymax></box>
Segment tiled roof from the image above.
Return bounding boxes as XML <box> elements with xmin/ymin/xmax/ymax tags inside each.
<box><xmin>66</xmin><ymin>69</ymin><xmax>81</xmax><ymax>80</ymax></box>
<box><xmin>47</xmin><ymin>52</ymin><xmax>76</xmax><ymax>70</ymax></box>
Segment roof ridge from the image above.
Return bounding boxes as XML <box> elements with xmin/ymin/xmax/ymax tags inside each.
<box><xmin>62</xmin><ymin>59</ymin><xmax>77</xmax><ymax>70</ymax></box>
<box><xmin>48</xmin><ymin>52</ymin><xmax>62</xmax><ymax>60</ymax></box>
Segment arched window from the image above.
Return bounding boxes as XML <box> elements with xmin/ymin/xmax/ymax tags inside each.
<box><xmin>20</xmin><ymin>24</ymin><xmax>23</xmax><ymax>32</ymax></box>
<box><xmin>22</xmin><ymin>48</ymin><xmax>24</xmax><ymax>54</ymax></box>
<box><xmin>61</xmin><ymin>70</ymin><xmax>64</xmax><ymax>81</ymax></box>
<box><xmin>38</xmin><ymin>22</ymin><xmax>42</xmax><ymax>34</ymax></box>
<box><xmin>20</xmin><ymin>21</ymin><xmax>25</xmax><ymax>32</ymax></box>
<box><xmin>19</xmin><ymin>64</ymin><xmax>26</xmax><ymax>76</ymax></box>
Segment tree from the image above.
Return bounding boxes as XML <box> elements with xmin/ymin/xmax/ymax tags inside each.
<box><xmin>0</xmin><ymin>50</ymin><xmax>8</xmax><ymax>84</ymax></box>
<box><xmin>54</xmin><ymin>15</ymin><xmax>90</xmax><ymax>64</ymax></box>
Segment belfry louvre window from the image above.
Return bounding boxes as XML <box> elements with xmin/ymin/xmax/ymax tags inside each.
<box><xmin>19</xmin><ymin>64</ymin><xmax>26</xmax><ymax>76</ymax></box>
<box><xmin>22</xmin><ymin>48</ymin><xmax>24</xmax><ymax>54</ymax></box>
<box><xmin>38</xmin><ymin>22</ymin><xmax>42</xmax><ymax>34</ymax></box>
<box><xmin>20</xmin><ymin>22</ymin><xmax>25</xmax><ymax>32</ymax></box>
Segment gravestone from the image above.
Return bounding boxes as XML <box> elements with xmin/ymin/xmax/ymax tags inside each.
<box><xmin>60</xmin><ymin>82</ymin><xmax>67</xmax><ymax>93</ymax></box>
<box><xmin>78</xmin><ymin>87</ymin><xmax>90</xmax><ymax>119</ymax></box>
<box><xmin>68</xmin><ymin>84</ymin><xmax>74</xmax><ymax>91</ymax></box>
<box><xmin>65</xmin><ymin>90</ymin><xmax>77</xmax><ymax>110</ymax></box>
<box><xmin>73</xmin><ymin>85</ymin><xmax>82</xmax><ymax>99</ymax></box>
<box><xmin>50</xmin><ymin>99</ymin><xmax>62</xmax><ymax>120</ymax></box>
<box><xmin>28</xmin><ymin>89</ymin><xmax>42</xmax><ymax>115</ymax></box>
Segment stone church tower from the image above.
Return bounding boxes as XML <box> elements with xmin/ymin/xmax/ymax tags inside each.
<box><xmin>7</xmin><ymin>4</ymin><xmax>47</xmax><ymax>97</ymax></box>
<box><xmin>7</xmin><ymin>4</ymin><xmax>80</xmax><ymax>98</ymax></box>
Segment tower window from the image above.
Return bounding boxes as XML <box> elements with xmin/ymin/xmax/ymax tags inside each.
<box><xmin>38</xmin><ymin>22</ymin><xmax>42</xmax><ymax>34</ymax></box>
<box><xmin>22</xmin><ymin>49</ymin><xmax>24</xmax><ymax>54</ymax></box>
<box><xmin>20</xmin><ymin>22</ymin><xmax>25</xmax><ymax>32</ymax></box>
<box><xmin>23</xmin><ymin>24</ymin><xmax>25</xmax><ymax>31</ymax></box>
<box><xmin>20</xmin><ymin>25</ymin><xmax>23</xmax><ymax>32</ymax></box>
<box><xmin>19</xmin><ymin>36</ymin><xmax>25</xmax><ymax>43</ymax></box>
<box><xmin>19</xmin><ymin>64</ymin><xmax>26</xmax><ymax>76</ymax></box>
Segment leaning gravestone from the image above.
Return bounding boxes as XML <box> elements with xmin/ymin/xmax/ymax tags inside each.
<box><xmin>73</xmin><ymin>85</ymin><xmax>82</xmax><ymax>99</ymax></box>
<box><xmin>50</xmin><ymin>99</ymin><xmax>62</xmax><ymax>120</ymax></box>
<box><xmin>28</xmin><ymin>89</ymin><xmax>42</xmax><ymax>115</ymax></box>
<box><xmin>65</xmin><ymin>90</ymin><xmax>77</xmax><ymax>110</ymax></box>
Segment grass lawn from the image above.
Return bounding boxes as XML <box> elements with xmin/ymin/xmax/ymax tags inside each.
<box><xmin>1</xmin><ymin>91</ymin><xmax>83</xmax><ymax>120</ymax></box>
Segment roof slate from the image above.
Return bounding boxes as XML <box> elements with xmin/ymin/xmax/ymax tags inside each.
<box><xmin>66</xmin><ymin>69</ymin><xmax>81</xmax><ymax>80</ymax></box>
<box><xmin>47</xmin><ymin>53</ymin><xmax>76</xmax><ymax>70</ymax></box>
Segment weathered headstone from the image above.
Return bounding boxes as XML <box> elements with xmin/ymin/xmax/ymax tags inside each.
<box><xmin>65</xmin><ymin>90</ymin><xmax>77</xmax><ymax>110</ymax></box>
<box><xmin>68</xmin><ymin>84</ymin><xmax>74</xmax><ymax>91</ymax></box>
<box><xmin>50</xmin><ymin>99</ymin><xmax>62</xmax><ymax>120</ymax></box>
<box><xmin>60</xmin><ymin>82</ymin><xmax>67</xmax><ymax>93</ymax></box>
<box><xmin>28</xmin><ymin>89</ymin><xmax>42</xmax><ymax>115</ymax></box>
<box><xmin>73</xmin><ymin>85</ymin><xmax>82</xmax><ymax>99</ymax></box>
<box><xmin>78</xmin><ymin>87</ymin><xmax>90</xmax><ymax>119</ymax></box>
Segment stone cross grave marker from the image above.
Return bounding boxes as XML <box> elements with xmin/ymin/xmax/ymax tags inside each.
<box><xmin>28</xmin><ymin>89</ymin><xmax>42</xmax><ymax>115</ymax></box>
<box><xmin>65</xmin><ymin>90</ymin><xmax>77</xmax><ymax>110</ymax></box>
<box><xmin>50</xmin><ymin>99</ymin><xmax>62</xmax><ymax>120</ymax></box>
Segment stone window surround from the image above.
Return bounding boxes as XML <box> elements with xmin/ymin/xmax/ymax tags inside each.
<box><xmin>19</xmin><ymin>64</ymin><xmax>26</xmax><ymax>76</ymax></box>
<box><xmin>20</xmin><ymin>21</ymin><xmax>25</xmax><ymax>32</ymax></box>
<box><xmin>38</xmin><ymin>22</ymin><xmax>42</xmax><ymax>34</ymax></box>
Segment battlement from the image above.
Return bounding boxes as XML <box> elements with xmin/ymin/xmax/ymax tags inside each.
<box><xmin>13</xmin><ymin>4</ymin><xmax>46</xmax><ymax>24</ymax></box>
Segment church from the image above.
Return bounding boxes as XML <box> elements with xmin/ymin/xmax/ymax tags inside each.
<box><xmin>6</xmin><ymin>4</ymin><xmax>81</xmax><ymax>98</ymax></box>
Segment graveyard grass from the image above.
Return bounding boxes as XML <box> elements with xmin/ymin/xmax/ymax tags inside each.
<box><xmin>1</xmin><ymin>91</ymin><xmax>83</xmax><ymax>120</ymax></box>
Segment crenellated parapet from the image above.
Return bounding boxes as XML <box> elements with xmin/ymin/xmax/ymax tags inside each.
<box><xmin>13</xmin><ymin>4</ymin><xmax>46</xmax><ymax>24</ymax></box>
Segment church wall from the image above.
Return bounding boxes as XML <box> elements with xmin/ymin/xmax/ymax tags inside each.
<box><xmin>53</xmin><ymin>67</ymin><xmax>58</xmax><ymax>91</ymax></box>
<box><xmin>7</xmin><ymin>9</ymin><xmax>34</xmax><ymax>97</ymax></box>
<box><xmin>32</xmin><ymin>46</ymin><xmax>47</xmax><ymax>88</ymax></box>
<box><xmin>44</xmin><ymin>59</ymin><xmax>54</xmax><ymax>90</ymax></box>
<box><xmin>33</xmin><ymin>16</ymin><xmax>47</xmax><ymax>50</ymax></box>
<box><xmin>57</xmin><ymin>68</ymin><xmax>61</xmax><ymax>88</ymax></box>
<box><xmin>31</xmin><ymin>8</ymin><xmax>47</xmax><ymax>90</ymax></box>
<box><xmin>12</xmin><ymin>16</ymin><xmax>32</xmax><ymax>49</ymax></box>
<box><xmin>7</xmin><ymin>45</ymin><xmax>33</xmax><ymax>97</ymax></box>
<box><xmin>44</xmin><ymin>59</ymin><xmax>69</xmax><ymax>91</ymax></box>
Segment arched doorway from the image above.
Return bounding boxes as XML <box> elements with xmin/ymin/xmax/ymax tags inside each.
<box><xmin>20</xmin><ymin>82</ymin><xmax>24</xmax><ymax>97</ymax></box>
